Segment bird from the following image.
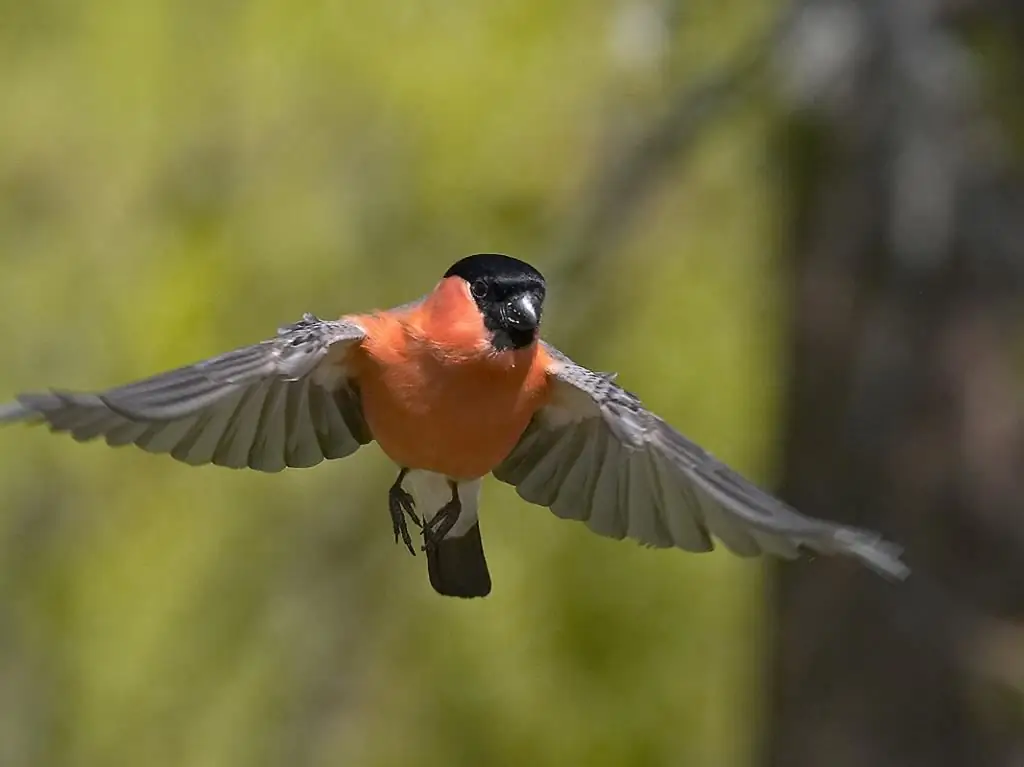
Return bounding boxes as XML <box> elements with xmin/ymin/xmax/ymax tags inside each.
<box><xmin>0</xmin><ymin>253</ymin><xmax>909</xmax><ymax>597</ymax></box>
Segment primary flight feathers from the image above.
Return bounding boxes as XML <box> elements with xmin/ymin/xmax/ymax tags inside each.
<box><xmin>0</xmin><ymin>315</ymin><xmax>371</xmax><ymax>472</ymax></box>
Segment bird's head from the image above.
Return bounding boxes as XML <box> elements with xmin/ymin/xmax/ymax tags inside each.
<box><xmin>443</xmin><ymin>253</ymin><xmax>546</xmax><ymax>351</ymax></box>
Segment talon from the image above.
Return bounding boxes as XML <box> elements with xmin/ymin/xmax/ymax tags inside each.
<box><xmin>388</xmin><ymin>469</ymin><xmax>418</xmax><ymax>557</ymax></box>
<box><xmin>421</xmin><ymin>523</ymin><xmax>443</xmax><ymax>553</ymax></box>
<box><xmin>420</xmin><ymin>480</ymin><xmax>462</xmax><ymax>552</ymax></box>
<box><xmin>391</xmin><ymin>510</ymin><xmax>415</xmax><ymax>556</ymax></box>
<box><xmin>401</xmin><ymin>496</ymin><xmax>422</xmax><ymax>528</ymax></box>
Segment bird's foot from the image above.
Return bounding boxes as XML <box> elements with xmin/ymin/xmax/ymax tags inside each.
<box><xmin>388</xmin><ymin>470</ymin><xmax>421</xmax><ymax>556</ymax></box>
<box><xmin>422</xmin><ymin>483</ymin><xmax>461</xmax><ymax>553</ymax></box>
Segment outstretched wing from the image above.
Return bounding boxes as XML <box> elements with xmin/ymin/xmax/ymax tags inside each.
<box><xmin>493</xmin><ymin>343</ymin><xmax>909</xmax><ymax>579</ymax></box>
<box><xmin>0</xmin><ymin>314</ymin><xmax>372</xmax><ymax>472</ymax></box>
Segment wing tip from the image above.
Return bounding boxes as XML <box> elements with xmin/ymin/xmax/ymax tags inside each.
<box><xmin>0</xmin><ymin>398</ymin><xmax>39</xmax><ymax>424</ymax></box>
<box><xmin>833</xmin><ymin>528</ymin><xmax>911</xmax><ymax>581</ymax></box>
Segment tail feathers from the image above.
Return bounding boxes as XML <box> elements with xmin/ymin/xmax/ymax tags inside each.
<box><xmin>426</xmin><ymin>522</ymin><xmax>492</xmax><ymax>598</ymax></box>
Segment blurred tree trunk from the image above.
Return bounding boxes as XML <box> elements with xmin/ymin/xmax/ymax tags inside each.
<box><xmin>765</xmin><ymin>0</ymin><xmax>1024</xmax><ymax>765</ymax></box>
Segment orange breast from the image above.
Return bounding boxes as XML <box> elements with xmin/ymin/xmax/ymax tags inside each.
<box><xmin>347</xmin><ymin>283</ymin><xmax>552</xmax><ymax>480</ymax></box>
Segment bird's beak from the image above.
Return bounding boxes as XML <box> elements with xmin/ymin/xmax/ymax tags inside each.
<box><xmin>504</xmin><ymin>292</ymin><xmax>540</xmax><ymax>331</ymax></box>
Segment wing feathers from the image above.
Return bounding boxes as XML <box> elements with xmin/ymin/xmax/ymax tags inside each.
<box><xmin>650</xmin><ymin>453</ymin><xmax>711</xmax><ymax>552</ymax></box>
<box><xmin>105</xmin><ymin>419</ymin><xmax>151</xmax><ymax>447</ymax></box>
<box><xmin>136</xmin><ymin>416</ymin><xmax>199</xmax><ymax>454</ymax></box>
<box><xmin>176</xmin><ymin>390</ymin><xmax>244</xmax><ymax>465</ymax></box>
<box><xmin>625</xmin><ymin>454</ymin><xmax>672</xmax><ymax>548</ymax></box>
<box><xmin>550</xmin><ymin>419</ymin><xmax>602</xmax><ymax>522</ymax></box>
<box><xmin>494</xmin><ymin>344</ymin><xmax>909</xmax><ymax>580</ymax></box>
<box><xmin>515</xmin><ymin>426</ymin><xmax>578</xmax><ymax>507</ymax></box>
<box><xmin>308</xmin><ymin>385</ymin><xmax>362</xmax><ymax>459</ymax></box>
<box><xmin>1</xmin><ymin>315</ymin><xmax>371</xmax><ymax>473</ymax></box>
<box><xmin>248</xmin><ymin>379</ymin><xmax>289</xmax><ymax>472</ymax></box>
<box><xmin>585</xmin><ymin>430</ymin><xmax>627</xmax><ymax>539</ymax></box>
<box><xmin>283</xmin><ymin>379</ymin><xmax>324</xmax><ymax>468</ymax></box>
<box><xmin>334</xmin><ymin>388</ymin><xmax>372</xmax><ymax>447</ymax></box>
<box><xmin>491</xmin><ymin>422</ymin><xmax>545</xmax><ymax>486</ymax></box>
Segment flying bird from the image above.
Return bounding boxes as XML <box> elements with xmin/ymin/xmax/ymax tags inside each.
<box><xmin>0</xmin><ymin>254</ymin><xmax>909</xmax><ymax>597</ymax></box>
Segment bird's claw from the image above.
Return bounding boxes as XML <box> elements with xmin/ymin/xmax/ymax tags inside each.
<box><xmin>421</xmin><ymin>530</ymin><xmax>439</xmax><ymax>553</ymax></box>
<box><xmin>420</xmin><ymin>501</ymin><xmax>459</xmax><ymax>553</ymax></box>
<box><xmin>388</xmin><ymin>485</ymin><xmax>421</xmax><ymax>556</ymax></box>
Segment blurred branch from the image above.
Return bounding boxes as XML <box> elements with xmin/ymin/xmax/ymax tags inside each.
<box><xmin>549</xmin><ymin>5</ymin><xmax>802</xmax><ymax>335</ymax></box>
<box><xmin>766</xmin><ymin>0</ymin><xmax>1024</xmax><ymax>763</ymax></box>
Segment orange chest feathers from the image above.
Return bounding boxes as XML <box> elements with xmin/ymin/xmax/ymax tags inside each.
<box><xmin>349</xmin><ymin>310</ymin><xmax>552</xmax><ymax>480</ymax></box>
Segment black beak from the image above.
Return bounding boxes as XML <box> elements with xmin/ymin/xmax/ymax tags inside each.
<box><xmin>504</xmin><ymin>292</ymin><xmax>540</xmax><ymax>331</ymax></box>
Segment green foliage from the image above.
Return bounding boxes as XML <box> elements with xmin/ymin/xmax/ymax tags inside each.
<box><xmin>0</xmin><ymin>2</ymin><xmax>778</xmax><ymax>765</ymax></box>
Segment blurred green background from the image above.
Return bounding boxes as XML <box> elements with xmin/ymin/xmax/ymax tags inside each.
<box><xmin>0</xmin><ymin>1</ymin><xmax>790</xmax><ymax>765</ymax></box>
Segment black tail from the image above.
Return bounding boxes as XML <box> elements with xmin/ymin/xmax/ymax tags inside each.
<box><xmin>426</xmin><ymin>522</ymin><xmax>492</xmax><ymax>598</ymax></box>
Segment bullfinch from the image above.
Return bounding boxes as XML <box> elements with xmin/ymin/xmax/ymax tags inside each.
<box><xmin>0</xmin><ymin>254</ymin><xmax>909</xmax><ymax>597</ymax></box>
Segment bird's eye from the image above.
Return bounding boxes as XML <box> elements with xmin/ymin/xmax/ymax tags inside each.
<box><xmin>470</xmin><ymin>279</ymin><xmax>488</xmax><ymax>298</ymax></box>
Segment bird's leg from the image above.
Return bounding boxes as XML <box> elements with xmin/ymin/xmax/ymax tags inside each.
<box><xmin>422</xmin><ymin>480</ymin><xmax>461</xmax><ymax>552</ymax></box>
<box><xmin>388</xmin><ymin>468</ymin><xmax>421</xmax><ymax>556</ymax></box>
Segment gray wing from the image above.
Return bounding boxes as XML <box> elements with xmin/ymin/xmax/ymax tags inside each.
<box><xmin>0</xmin><ymin>313</ymin><xmax>372</xmax><ymax>472</ymax></box>
<box><xmin>493</xmin><ymin>343</ymin><xmax>909</xmax><ymax>579</ymax></box>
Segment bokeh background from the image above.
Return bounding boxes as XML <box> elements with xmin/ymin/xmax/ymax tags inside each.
<box><xmin>1</xmin><ymin>1</ymin><xmax>1023</xmax><ymax>765</ymax></box>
